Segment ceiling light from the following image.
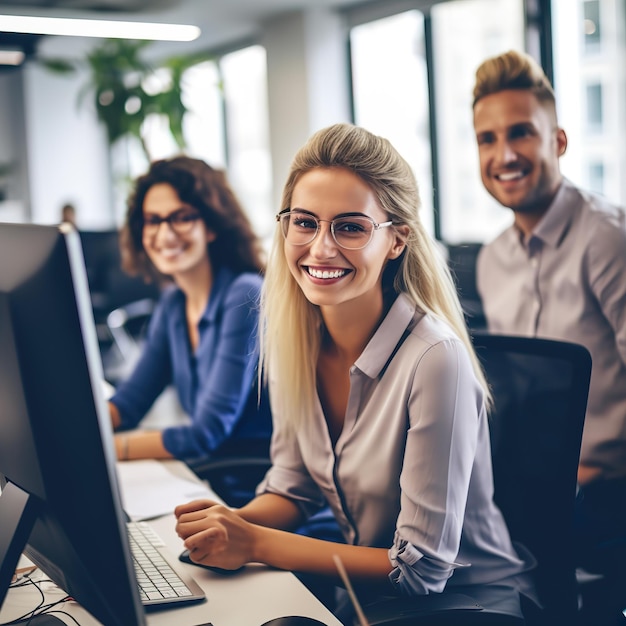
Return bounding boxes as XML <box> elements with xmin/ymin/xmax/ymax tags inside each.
<box><xmin>0</xmin><ymin>49</ymin><xmax>25</xmax><ymax>65</ymax></box>
<box><xmin>0</xmin><ymin>15</ymin><xmax>201</xmax><ymax>42</ymax></box>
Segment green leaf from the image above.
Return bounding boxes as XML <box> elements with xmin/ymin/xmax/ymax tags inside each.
<box><xmin>36</xmin><ymin>37</ymin><xmax>213</xmax><ymax>159</ymax></box>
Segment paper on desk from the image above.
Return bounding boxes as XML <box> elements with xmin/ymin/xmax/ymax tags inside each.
<box><xmin>116</xmin><ymin>460</ymin><xmax>216</xmax><ymax>521</ymax></box>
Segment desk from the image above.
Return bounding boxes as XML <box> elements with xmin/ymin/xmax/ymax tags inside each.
<box><xmin>0</xmin><ymin>461</ymin><xmax>344</xmax><ymax>626</ymax></box>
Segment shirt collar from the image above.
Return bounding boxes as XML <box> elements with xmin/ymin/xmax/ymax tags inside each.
<box><xmin>505</xmin><ymin>178</ymin><xmax>579</xmax><ymax>251</ymax></box>
<box><xmin>201</xmin><ymin>266</ymin><xmax>234</xmax><ymax>325</ymax></box>
<box><xmin>355</xmin><ymin>293</ymin><xmax>419</xmax><ymax>379</ymax></box>
<box><xmin>531</xmin><ymin>178</ymin><xmax>579</xmax><ymax>248</ymax></box>
<box><xmin>171</xmin><ymin>265</ymin><xmax>234</xmax><ymax>328</ymax></box>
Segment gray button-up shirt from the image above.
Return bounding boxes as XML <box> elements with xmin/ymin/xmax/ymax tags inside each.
<box><xmin>259</xmin><ymin>294</ymin><xmax>528</xmax><ymax>595</ymax></box>
<box><xmin>477</xmin><ymin>178</ymin><xmax>626</xmax><ymax>478</ymax></box>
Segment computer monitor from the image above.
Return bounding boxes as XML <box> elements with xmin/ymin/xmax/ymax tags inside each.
<box><xmin>0</xmin><ymin>222</ymin><xmax>147</xmax><ymax>625</ymax></box>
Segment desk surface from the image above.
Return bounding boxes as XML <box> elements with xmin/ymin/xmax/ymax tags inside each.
<box><xmin>0</xmin><ymin>460</ymin><xmax>344</xmax><ymax>626</ymax></box>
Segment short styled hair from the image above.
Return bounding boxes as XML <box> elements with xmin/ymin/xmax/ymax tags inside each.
<box><xmin>472</xmin><ymin>49</ymin><xmax>555</xmax><ymax>109</ymax></box>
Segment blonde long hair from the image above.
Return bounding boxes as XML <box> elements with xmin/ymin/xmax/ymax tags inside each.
<box><xmin>261</xmin><ymin>123</ymin><xmax>488</xmax><ymax>430</ymax></box>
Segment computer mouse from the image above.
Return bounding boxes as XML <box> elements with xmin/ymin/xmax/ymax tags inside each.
<box><xmin>260</xmin><ymin>618</ymin><xmax>327</xmax><ymax>626</ymax></box>
<box><xmin>178</xmin><ymin>548</ymin><xmax>245</xmax><ymax>575</ymax></box>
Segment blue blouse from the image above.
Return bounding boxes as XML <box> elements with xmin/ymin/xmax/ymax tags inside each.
<box><xmin>110</xmin><ymin>266</ymin><xmax>271</xmax><ymax>461</ymax></box>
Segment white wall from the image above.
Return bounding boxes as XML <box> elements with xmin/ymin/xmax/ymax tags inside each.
<box><xmin>5</xmin><ymin>6</ymin><xmax>352</xmax><ymax>228</ymax></box>
<box><xmin>0</xmin><ymin>71</ymin><xmax>30</xmax><ymax>222</ymax></box>
<box><xmin>23</xmin><ymin>61</ymin><xmax>115</xmax><ymax>229</ymax></box>
<box><xmin>262</xmin><ymin>8</ymin><xmax>351</xmax><ymax>210</ymax></box>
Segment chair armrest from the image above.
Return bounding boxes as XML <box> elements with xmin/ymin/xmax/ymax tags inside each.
<box><xmin>187</xmin><ymin>456</ymin><xmax>272</xmax><ymax>480</ymax></box>
<box><xmin>186</xmin><ymin>455</ymin><xmax>272</xmax><ymax>509</ymax></box>
<box><xmin>361</xmin><ymin>592</ymin><xmax>523</xmax><ymax>625</ymax></box>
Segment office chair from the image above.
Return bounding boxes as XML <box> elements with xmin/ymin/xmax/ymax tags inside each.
<box><xmin>446</xmin><ymin>242</ymin><xmax>486</xmax><ymax>330</ymax></box>
<box><xmin>187</xmin><ymin>454</ymin><xmax>272</xmax><ymax>508</ymax></box>
<box><xmin>79</xmin><ymin>230</ymin><xmax>160</xmax><ymax>323</ymax></box>
<box><xmin>360</xmin><ymin>333</ymin><xmax>591</xmax><ymax>626</ymax></box>
<box><xmin>102</xmin><ymin>297</ymin><xmax>156</xmax><ymax>383</ymax></box>
<box><xmin>186</xmin><ymin>374</ymin><xmax>273</xmax><ymax>509</ymax></box>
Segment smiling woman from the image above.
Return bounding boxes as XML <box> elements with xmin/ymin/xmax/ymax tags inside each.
<box><xmin>107</xmin><ymin>155</ymin><xmax>272</xmax><ymax>506</ymax></box>
<box><xmin>173</xmin><ymin>123</ymin><xmax>538</xmax><ymax>623</ymax></box>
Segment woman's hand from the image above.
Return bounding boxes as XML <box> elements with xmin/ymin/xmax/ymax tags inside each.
<box><xmin>174</xmin><ymin>499</ymin><xmax>258</xmax><ymax>570</ymax></box>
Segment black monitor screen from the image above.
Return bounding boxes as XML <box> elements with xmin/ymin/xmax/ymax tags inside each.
<box><xmin>0</xmin><ymin>222</ymin><xmax>146</xmax><ymax>625</ymax></box>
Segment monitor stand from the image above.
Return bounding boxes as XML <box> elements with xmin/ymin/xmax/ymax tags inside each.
<box><xmin>0</xmin><ymin>481</ymin><xmax>40</xmax><ymax>610</ymax></box>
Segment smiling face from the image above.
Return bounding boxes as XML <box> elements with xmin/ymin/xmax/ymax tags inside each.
<box><xmin>284</xmin><ymin>167</ymin><xmax>406</xmax><ymax>313</ymax></box>
<box><xmin>141</xmin><ymin>182</ymin><xmax>215</xmax><ymax>281</ymax></box>
<box><xmin>473</xmin><ymin>89</ymin><xmax>567</xmax><ymax>218</ymax></box>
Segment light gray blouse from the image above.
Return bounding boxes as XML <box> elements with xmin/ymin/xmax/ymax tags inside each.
<box><xmin>259</xmin><ymin>294</ymin><xmax>531</xmax><ymax>595</ymax></box>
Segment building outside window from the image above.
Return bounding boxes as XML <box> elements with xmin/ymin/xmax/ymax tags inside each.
<box><xmin>588</xmin><ymin>161</ymin><xmax>605</xmax><ymax>195</ymax></box>
<box><xmin>585</xmin><ymin>82</ymin><xmax>604</xmax><ymax>131</ymax></box>
<box><xmin>584</xmin><ymin>0</ymin><xmax>602</xmax><ymax>50</ymax></box>
<box><xmin>552</xmin><ymin>0</ymin><xmax>625</xmax><ymax>207</ymax></box>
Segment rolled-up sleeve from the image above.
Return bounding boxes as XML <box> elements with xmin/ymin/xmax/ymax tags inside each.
<box><xmin>389</xmin><ymin>338</ymin><xmax>482</xmax><ymax>594</ymax></box>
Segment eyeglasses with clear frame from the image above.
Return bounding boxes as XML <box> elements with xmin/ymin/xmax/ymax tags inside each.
<box><xmin>143</xmin><ymin>209</ymin><xmax>202</xmax><ymax>237</ymax></box>
<box><xmin>277</xmin><ymin>210</ymin><xmax>393</xmax><ymax>250</ymax></box>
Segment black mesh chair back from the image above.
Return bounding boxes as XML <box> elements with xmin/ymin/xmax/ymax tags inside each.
<box><xmin>361</xmin><ymin>333</ymin><xmax>591</xmax><ymax>626</ymax></box>
<box><xmin>446</xmin><ymin>243</ymin><xmax>485</xmax><ymax>330</ymax></box>
<box><xmin>472</xmin><ymin>333</ymin><xmax>591</xmax><ymax>625</ymax></box>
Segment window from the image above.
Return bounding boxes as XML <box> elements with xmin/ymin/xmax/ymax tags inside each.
<box><xmin>586</xmin><ymin>82</ymin><xmax>603</xmax><ymax>130</ymax></box>
<box><xmin>553</xmin><ymin>0</ymin><xmax>625</xmax><ymax>207</ymax></box>
<box><xmin>220</xmin><ymin>46</ymin><xmax>273</xmax><ymax>240</ymax></box>
<box><xmin>115</xmin><ymin>45</ymin><xmax>272</xmax><ymax>231</ymax></box>
<box><xmin>588</xmin><ymin>161</ymin><xmax>605</xmax><ymax>194</ymax></box>
<box><xmin>584</xmin><ymin>0</ymin><xmax>602</xmax><ymax>50</ymax></box>
<box><xmin>182</xmin><ymin>61</ymin><xmax>227</xmax><ymax>168</ymax></box>
<box><xmin>431</xmin><ymin>0</ymin><xmax>525</xmax><ymax>243</ymax></box>
<box><xmin>350</xmin><ymin>10</ymin><xmax>434</xmax><ymax>236</ymax></box>
<box><xmin>348</xmin><ymin>0</ymin><xmax>525</xmax><ymax>244</ymax></box>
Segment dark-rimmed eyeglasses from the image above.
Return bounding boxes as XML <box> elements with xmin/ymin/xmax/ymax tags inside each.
<box><xmin>277</xmin><ymin>210</ymin><xmax>393</xmax><ymax>250</ymax></box>
<box><xmin>143</xmin><ymin>210</ymin><xmax>202</xmax><ymax>237</ymax></box>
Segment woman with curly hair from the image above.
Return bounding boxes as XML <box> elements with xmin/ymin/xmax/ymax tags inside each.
<box><xmin>109</xmin><ymin>156</ymin><xmax>271</xmax><ymax>504</ymax></box>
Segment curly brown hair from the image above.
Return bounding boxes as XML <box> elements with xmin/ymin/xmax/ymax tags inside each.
<box><xmin>119</xmin><ymin>156</ymin><xmax>265</xmax><ymax>281</ymax></box>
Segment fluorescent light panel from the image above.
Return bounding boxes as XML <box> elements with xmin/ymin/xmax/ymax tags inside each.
<box><xmin>0</xmin><ymin>14</ymin><xmax>201</xmax><ymax>42</ymax></box>
<box><xmin>0</xmin><ymin>49</ymin><xmax>25</xmax><ymax>65</ymax></box>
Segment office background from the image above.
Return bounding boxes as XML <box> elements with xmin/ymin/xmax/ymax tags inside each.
<box><xmin>0</xmin><ymin>0</ymin><xmax>623</xmax><ymax>246</ymax></box>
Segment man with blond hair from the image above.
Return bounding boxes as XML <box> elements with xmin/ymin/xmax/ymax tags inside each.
<box><xmin>472</xmin><ymin>49</ymin><xmax>626</xmax><ymax>622</ymax></box>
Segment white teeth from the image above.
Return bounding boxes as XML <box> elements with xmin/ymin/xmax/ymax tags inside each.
<box><xmin>497</xmin><ymin>171</ymin><xmax>524</xmax><ymax>181</ymax></box>
<box><xmin>307</xmin><ymin>267</ymin><xmax>346</xmax><ymax>279</ymax></box>
<box><xmin>160</xmin><ymin>248</ymin><xmax>183</xmax><ymax>259</ymax></box>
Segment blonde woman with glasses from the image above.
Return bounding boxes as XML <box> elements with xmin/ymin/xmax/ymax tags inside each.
<box><xmin>175</xmin><ymin>125</ymin><xmax>535</xmax><ymax>620</ymax></box>
<box><xmin>108</xmin><ymin>156</ymin><xmax>271</xmax><ymax>506</ymax></box>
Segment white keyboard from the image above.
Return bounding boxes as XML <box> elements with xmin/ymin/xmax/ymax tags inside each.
<box><xmin>127</xmin><ymin>521</ymin><xmax>206</xmax><ymax>607</ymax></box>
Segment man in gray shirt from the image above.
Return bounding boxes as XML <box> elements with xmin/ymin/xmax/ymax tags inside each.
<box><xmin>472</xmin><ymin>48</ymin><xmax>626</xmax><ymax>610</ymax></box>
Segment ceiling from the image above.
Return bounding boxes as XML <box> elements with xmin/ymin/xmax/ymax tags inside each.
<box><xmin>0</xmin><ymin>0</ymin><xmax>182</xmax><ymax>11</ymax></box>
<box><xmin>0</xmin><ymin>0</ymin><xmax>373</xmax><ymax>67</ymax></box>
